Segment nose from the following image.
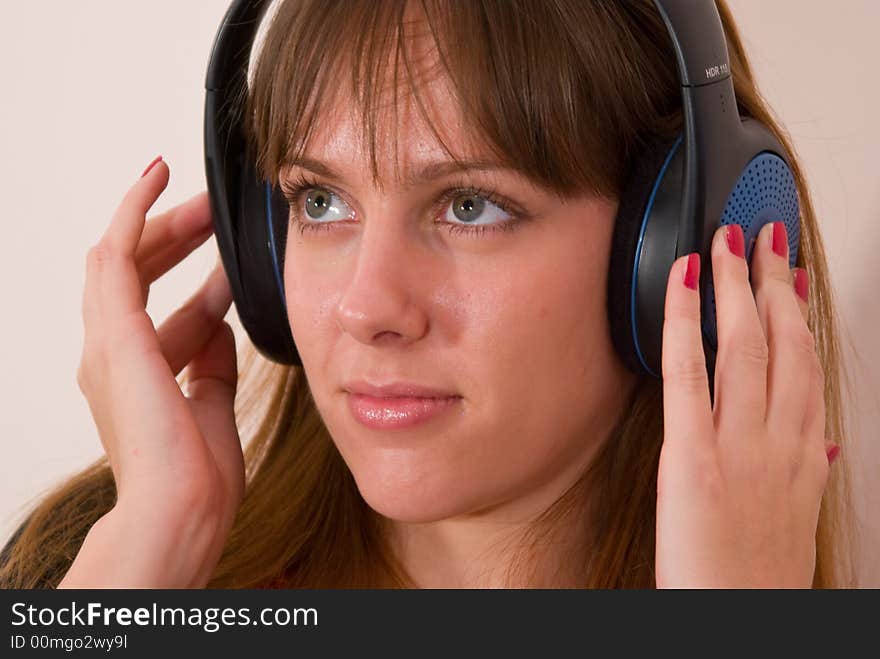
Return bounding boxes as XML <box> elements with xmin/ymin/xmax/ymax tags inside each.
<box><xmin>334</xmin><ymin>220</ymin><xmax>430</xmax><ymax>349</ymax></box>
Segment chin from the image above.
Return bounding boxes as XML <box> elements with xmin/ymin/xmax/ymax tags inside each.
<box><xmin>347</xmin><ymin>462</ymin><xmax>483</xmax><ymax>524</ymax></box>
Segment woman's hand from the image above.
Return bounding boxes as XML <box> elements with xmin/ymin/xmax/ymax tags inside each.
<box><xmin>59</xmin><ymin>157</ymin><xmax>244</xmax><ymax>588</ymax></box>
<box><xmin>655</xmin><ymin>221</ymin><xmax>837</xmax><ymax>588</ymax></box>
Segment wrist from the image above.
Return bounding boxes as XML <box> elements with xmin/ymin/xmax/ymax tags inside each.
<box><xmin>58</xmin><ymin>501</ymin><xmax>222</xmax><ymax>589</ymax></box>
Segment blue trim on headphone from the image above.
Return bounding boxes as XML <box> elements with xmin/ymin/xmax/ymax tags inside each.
<box><xmin>631</xmin><ymin>135</ymin><xmax>683</xmax><ymax>378</ymax></box>
<box><xmin>264</xmin><ymin>182</ymin><xmax>288</xmax><ymax>312</ymax></box>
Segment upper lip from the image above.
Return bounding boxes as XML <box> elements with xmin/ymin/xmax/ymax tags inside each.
<box><xmin>342</xmin><ymin>380</ymin><xmax>459</xmax><ymax>399</ymax></box>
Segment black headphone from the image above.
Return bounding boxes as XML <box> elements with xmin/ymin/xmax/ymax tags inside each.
<box><xmin>204</xmin><ymin>0</ymin><xmax>800</xmax><ymax>378</ymax></box>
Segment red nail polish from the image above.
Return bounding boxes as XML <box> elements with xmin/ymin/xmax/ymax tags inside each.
<box><xmin>141</xmin><ymin>155</ymin><xmax>163</xmax><ymax>178</ymax></box>
<box><xmin>826</xmin><ymin>444</ymin><xmax>840</xmax><ymax>465</ymax></box>
<box><xmin>725</xmin><ymin>224</ymin><xmax>745</xmax><ymax>259</ymax></box>
<box><xmin>772</xmin><ymin>221</ymin><xmax>788</xmax><ymax>258</ymax></box>
<box><xmin>794</xmin><ymin>268</ymin><xmax>809</xmax><ymax>302</ymax></box>
<box><xmin>683</xmin><ymin>253</ymin><xmax>700</xmax><ymax>290</ymax></box>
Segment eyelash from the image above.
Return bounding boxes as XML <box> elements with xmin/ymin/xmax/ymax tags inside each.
<box><xmin>278</xmin><ymin>173</ymin><xmax>528</xmax><ymax>238</ymax></box>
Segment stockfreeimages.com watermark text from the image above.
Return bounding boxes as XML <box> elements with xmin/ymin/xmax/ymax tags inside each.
<box><xmin>11</xmin><ymin>600</ymin><xmax>318</xmax><ymax>633</ymax></box>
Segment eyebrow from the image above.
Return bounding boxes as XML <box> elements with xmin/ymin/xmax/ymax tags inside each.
<box><xmin>284</xmin><ymin>156</ymin><xmax>515</xmax><ymax>189</ymax></box>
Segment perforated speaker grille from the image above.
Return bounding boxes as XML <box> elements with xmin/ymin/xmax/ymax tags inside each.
<box><xmin>702</xmin><ymin>153</ymin><xmax>800</xmax><ymax>350</ymax></box>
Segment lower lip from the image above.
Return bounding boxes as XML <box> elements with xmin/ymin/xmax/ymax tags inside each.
<box><xmin>346</xmin><ymin>393</ymin><xmax>461</xmax><ymax>430</ymax></box>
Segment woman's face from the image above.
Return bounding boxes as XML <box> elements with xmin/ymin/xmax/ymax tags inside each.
<box><xmin>282</xmin><ymin>74</ymin><xmax>636</xmax><ymax>524</ymax></box>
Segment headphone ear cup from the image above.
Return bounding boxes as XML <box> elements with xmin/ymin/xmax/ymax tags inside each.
<box><xmin>233</xmin><ymin>155</ymin><xmax>302</xmax><ymax>365</ymax></box>
<box><xmin>607</xmin><ymin>136</ymin><xmax>683</xmax><ymax>376</ymax></box>
<box><xmin>701</xmin><ymin>150</ymin><xmax>800</xmax><ymax>352</ymax></box>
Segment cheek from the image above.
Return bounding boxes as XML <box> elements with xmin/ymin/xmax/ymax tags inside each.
<box><xmin>281</xmin><ymin>267</ymin><xmax>347</xmax><ymax>436</ymax></box>
<box><xmin>468</xmin><ymin>222</ymin><xmax>617</xmax><ymax>455</ymax></box>
<box><xmin>282</xmin><ymin>248</ymin><xmax>339</xmax><ymax>374</ymax></box>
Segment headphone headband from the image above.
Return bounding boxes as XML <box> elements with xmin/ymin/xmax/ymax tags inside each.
<box><xmin>205</xmin><ymin>0</ymin><xmax>270</xmax><ymax>92</ymax></box>
<box><xmin>653</xmin><ymin>0</ymin><xmax>731</xmax><ymax>87</ymax></box>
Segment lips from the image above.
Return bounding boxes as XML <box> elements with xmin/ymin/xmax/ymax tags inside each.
<box><xmin>342</xmin><ymin>380</ymin><xmax>458</xmax><ymax>399</ymax></box>
<box><xmin>342</xmin><ymin>380</ymin><xmax>461</xmax><ymax>430</ymax></box>
<box><xmin>345</xmin><ymin>393</ymin><xmax>460</xmax><ymax>430</ymax></box>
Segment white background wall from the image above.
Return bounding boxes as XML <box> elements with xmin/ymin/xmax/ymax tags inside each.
<box><xmin>1</xmin><ymin>1</ymin><xmax>877</xmax><ymax>585</ymax></box>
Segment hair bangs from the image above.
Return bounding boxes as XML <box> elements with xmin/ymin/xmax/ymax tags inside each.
<box><xmin>244</xmin><ymin>0</ymin><xmax>680</xmax><ymax>199</ymax></box>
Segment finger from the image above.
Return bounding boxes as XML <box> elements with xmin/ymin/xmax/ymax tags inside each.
<box><xmin>105</xmin><ymin>157</ymin><xmax>170</xmax><ymax>257</ymax></box>
<box><xmin>801</xmin><ymin>347</ymin><xmax>826</xmax><ymax>446</ymax></box>
<box><xmin>790</xmin><ymin>267</ymin><xmax>825</xmax><ymax>446</ymax></box>
<box><xmin>792</xmin><ymin>267</ymin><xmax>810</xmax><ymax>324</ymax></box>
<box><xmin>156</xmin><ymin>262</ymin><xmax>234</xmax><ymax>376</ymax></box>
<box><xmin>184</xmin><ymin>320</ymin><xmax>244</xmax><ymax>507</ymax></box>
<box><xmin>141</xmin><ymin>228</ymin><xmax>213</xmax><ymax>292</ymax></box>
<box><xmin>185</xmin><ymin>320</ymin><xmax>238</xmax><ymax>405</ymax></box>
<box><xmin>661</xmin><ymin>252</ymin><xmax>714</xmax><ymax>448</ymax></box>
<box><xmin>711</xmin><ymin>223</ymin><xmax>768</xmax><ymax>434</ymax></box>
<box><xmin>749</xmin><ymin>222</ymin><xmax>813</xmax><ymax>435</ymax></box>
<box><xmin>136</xmin><ymin>191</ymin><xmax>214</xmax><ymax>283</ymax></box>
<box><xmin>95</xmin><ymin>159</ymin><xmax>172</xmax><ymax>324</ymax></box>
<box><xmin>139</xmin><ymin>226</ymin><xmax>213</xmax><ymax>308</ymax></box>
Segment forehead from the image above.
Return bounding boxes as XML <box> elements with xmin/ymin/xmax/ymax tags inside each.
<box><xmin>289</xmin><ymin>36</ymin><xmax>494</xmax><ymax>187</ymax></box>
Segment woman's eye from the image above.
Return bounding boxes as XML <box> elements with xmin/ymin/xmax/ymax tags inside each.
<box><xmin>283</xmin><ymin>176</ymin><xmax>524</xmax><ymax>237</ymax></box>
<box><xmin>445</xmin><ymin>192</ymin><xmax>513</xmax><ymax>229</ymax></box>
<box><xmin>302</xmin><ymin>187</ymin><xmax>354</xmax><ymax>223</ymax></box>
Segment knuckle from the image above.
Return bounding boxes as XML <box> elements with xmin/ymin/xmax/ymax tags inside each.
<box><xmin>766</xmin><ymin>267</ymin><xmax>793</xmax><ymax>287</ymax></box>
<box><xmin>665</xmin><ymin>298</ymin><xmax>701</xmax><ymax>324</ymax></box>
<box><xmin>786</xmin><ymin>321</ymin><xmax>816</xmax><ymax>356</ymax></box>
<box><xmin>76</xmin><ymin>345</ymin><xmax>102</xmax><ymax>393</ymax></box>
<box><xmin>177</xmin><ymin>296</ymin><xmax>212</xmax><ymax>328</ymax></box>
<box><xmin>86</xmin><ymin>242</ymin><xmax>114</xmax><ymax>269</ymax></box>
<box><xmin>752</xmin><ymin>274</ymin><xmax>784</xmax><ymax>301</ymax></box>
<box><xmin>178</xmin><ymin>286</ymin><xmax>224</xmax><ymax>328</ymax></box>
<box><xmin>664</xmin><ymin>354</ymin><xmax>709</xmax><ymax>391</ymax></box>
<box><xmin>75</xmin><ymin>362</ymin><xmax>88</xmax><ymax>393</ymax></box>
<box><xmin>732</xmin><ymin>332</ymin><xmax>769</xmax><ymax>367</ymax></box>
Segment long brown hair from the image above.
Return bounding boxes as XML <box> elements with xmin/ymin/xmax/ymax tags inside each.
<box><xmin>1</xmin><ymin>0</ymin><xmax>858</xmax><ymax>588</ymax></box>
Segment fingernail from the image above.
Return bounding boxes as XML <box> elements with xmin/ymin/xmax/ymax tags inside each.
<box><xmin>141</xmin><ymin>155</ymin><xmax>163</xmax><ymax>178</ymax></box>
<box><xmin>683</xmin><ymin>253</ymin><xmax>700</xmax><ymax>290</ymax></box>
<box><xmin>826</xmin><ymin>444</ymin><xmax>840</xmax><ymax>465</ymax></box>
<box><xmin>794</xmin><ymin>267</ymin><xmax>809</xmax><ymax>302</ymax></box>
<box><xmin>725</xmin><ymin>224</ymin><xmax>745</xmax><ymax>259</ymax></box>
<box><xmin>771</xmin><ymin>221</ymin><xmax>788</xmax><ymax>258</ymax></box>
